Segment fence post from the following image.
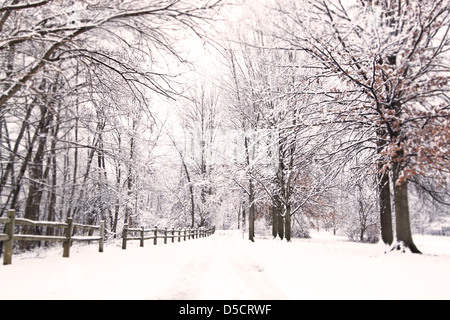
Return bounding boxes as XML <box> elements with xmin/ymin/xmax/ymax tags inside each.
<box><xmin>164</xmin><ymin>228</ymin><xmax>168</xmax><ymax>244</ymax></box>
<box><xmin>154</xmin><ymin>226</ymin><xmax>158</xmax><ymax>245</ymax></box>
<box><xmin>184</xmin><ymin>228</ymin><xmax>187</xmax><ymax>241</ymax></box>
<box><xmin>99</xmin><ymin>220</ymin><xmax>105</xmax><ymax>253</ymax></box>
<box><xmin>122</xmin><ymin>224</ymin><xmax>128</xmax><ymax>250</ymax></box>
<box><xmin>3</xmin><ymin>209</ymin><xmax>16</xmax><ymax>266</ymax></box>
<box><xmin>171</xmin><ymin>228</ymin><xmax>175</xmax><ymax>243</ymax></box>
<box><xmin>178</xmin><ymin>229</ymin><xmax>181</xmax><ymax>242</ymax></box>
<box><xmin>140</xmin><ymin>226</ymin><xmax>145</xmax><ymax>247</ymax></box>
<box><xmin>63</xmin><ymin>217</ymin><xmax>73</xmax><ymax>258</ymax></box>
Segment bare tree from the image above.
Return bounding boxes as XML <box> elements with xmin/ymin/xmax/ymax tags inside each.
<box><xmin>171</xmin><ymin>83</ymin><xmax>225</xmax><ymax>228</ymax></box>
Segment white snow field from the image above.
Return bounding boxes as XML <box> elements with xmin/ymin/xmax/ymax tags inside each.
<box><xmin>1</xmin><ymin>230</ymin><xmax>450</xmax><ymax>300</ymax></box>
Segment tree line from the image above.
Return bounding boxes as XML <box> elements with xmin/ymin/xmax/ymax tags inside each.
<box><xmin>219</xmin><ymin>0</ymin><xmax>449</xmax><ymax>252</ymax></box>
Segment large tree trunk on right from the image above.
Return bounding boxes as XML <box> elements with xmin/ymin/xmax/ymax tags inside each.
<box><xmin>393</xmin><ymin>162</ymin><xmax>421</xmax><ymax>254</ymax></box>
<box><xmin>272</xmin><ymin>195</ymin><xmax>284</xmax><ymax>240</ymax></box>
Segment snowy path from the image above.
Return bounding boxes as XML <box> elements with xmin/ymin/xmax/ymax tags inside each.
<box><xmin>153</xmin><ymin>231</ymin><xmax>288</xmax><ymax>300</ymax></box>
<box><xmin>1</xmin><ymin>230</ymin><xmax>450</xmax><ymax>300</ymax></box>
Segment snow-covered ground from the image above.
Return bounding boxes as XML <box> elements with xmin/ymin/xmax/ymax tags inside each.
<box><xmin>1</xmin><ymin>230</ymin><xmax>450</xmax><ymax>300</ymax></box>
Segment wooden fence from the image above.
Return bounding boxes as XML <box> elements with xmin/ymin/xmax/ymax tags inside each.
<box><xmin>0</xmin><ymin>210</ymin><xmax>105</xmax><ymax>265</ymax></box>
<box><xmin>1</xmin><ymin>210</ymin><xmax>217</xmax><ymax>266</ymax></box>
<box><xmin>121</xmin><ymin>224</ymin><xmax>216</xmax><ymax>250</ymax></box>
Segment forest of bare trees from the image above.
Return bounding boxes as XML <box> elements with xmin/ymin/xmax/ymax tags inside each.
<box><xmin>0</xmin><ymin>0</ymin><xmax>224</xmax><ymax>250</ymax></box>
<box><xmin>1</xmin><ymin>0</ymin><xmax>449</xmax><ymax>255</ymax></box>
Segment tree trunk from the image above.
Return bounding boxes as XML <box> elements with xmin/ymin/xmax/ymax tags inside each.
<box><xmin>248</xmin><ymin>178</ymin><xmax>255</xmax><ymax>242</ymax></box>
<box><xmin>379</xmin><ymin>171</ymin><xmax>394</xmax><ymax>245</ymax></box>
<box><xmin>393</xmin><ymin>163</ymin><xmax>421</xmax><ymax>254</ymax></box>
<box><xmin>72</xmin><ymin>120</ymin><xmax>102</xmax><ymax>220</ymax></box>
<box><xmin>272</xmin><ymin>201</ymin><xmax>278</xmax><ymax>238</ymax></box>
<box><xmin>189</xmin><ymin>184</ymin><xmax>195</xmax><ymax>228</ymax></box>
<box><xmin>125</xmin><ymin>134</ymin><xmax>135</xmax><ymax>227</ymax></box>
<box><xmin>285</xmin><ymin>205</ymin><xmax>292</xmax><ymax>242</ymax></box>
<box><xmin>46</xmin><ymin>108</ymin><xmax>60</xmax><ymax>240</ymax></box>
<box><xmin>273</xmin><ymin>195</ymin><xmax>283</xmax><ymax>239</ymax></box>
<box><xmin>244</xmin><ymin>132</ymin><xmax>255</xmax><ymax>242</ymax></box>
<box><xmin>377</xmin><ymin>128</ymin><xmax>394</xmax><ymax>246</ymax></box>
<box><xmin>112</xmin><ymin>137</ymin><xmax>122</xmax><ymax>238</ymax></box>
<box><xmin>22</xmin><ymin>103</ymin><xmax>52</xmax><ymax>250</ymax></box>
<box><xmin>242</xmin><ymin>206</ymin><xmax>246</xmax><ymax>233</ymax></box>
<box><xmin>277</xmin><ymin>212</ymin><xmax>284</xmax><ymax>240</ymax></box>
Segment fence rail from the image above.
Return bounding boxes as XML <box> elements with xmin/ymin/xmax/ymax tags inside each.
<box><xmin>0</xmin><ymin>210</ymin><xmax>105</xmax><ymax>265</ymax></box>
<box><xmin>1</xmin><ymin>210</ymin><xmax>216</xmax><ymax>266</ymax></box>
<box><xmin>121</xmin><ymin>224</ymin><xmax>216</xmax><ymax>250</ymax></box>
